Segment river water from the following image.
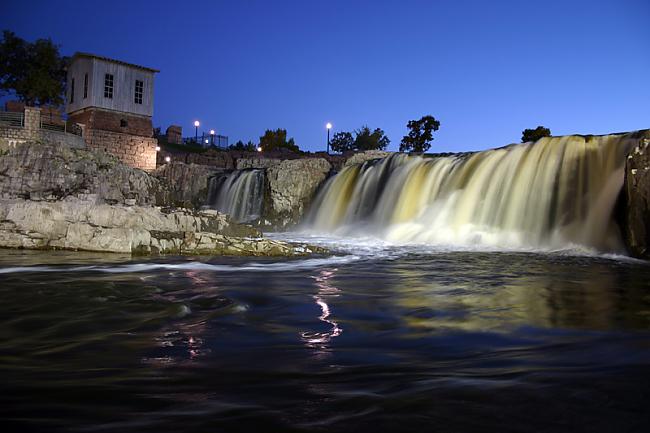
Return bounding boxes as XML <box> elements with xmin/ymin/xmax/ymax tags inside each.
<box><xmin>2</xmin><ymin>238</ymin><xmax>650</xmax><ymax>432</ymax></box>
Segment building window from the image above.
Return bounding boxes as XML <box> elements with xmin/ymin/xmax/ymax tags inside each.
<box><xmin>134</xmin><ymin>80</ymin><xmax>143</xmax><ymax>104</ymax></box>
<box><xmin>70</xmin><ymin>78</ymin><xmax>75</xmax><ymax>103</ymax></box>
<box><xmin>104</xmin><ymin>73</ymin><xmax>113</xmax><ymax>99</ymax></box>
<box><xmin>83</xmin><ymin>73</ymin><xmax>88</xmax><ymax>99</ymax></box>
<box><xmin>120</xmin><ymin>119</ymin><xmax>128</xmax><ymax>128</ymax></box>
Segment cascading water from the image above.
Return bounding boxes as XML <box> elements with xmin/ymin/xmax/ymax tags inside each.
<box><xmin>207</xmin><ymin>169</ymin><xmax>265</xmax><ymax>223</ymax></box>
<box><xmin>305</xmin><ymin>133</ymin><xmax>640</xmax><ymax>252</ymax></box>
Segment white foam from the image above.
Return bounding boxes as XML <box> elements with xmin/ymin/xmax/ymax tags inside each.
<box><xmin>0</xmin><ymin>254</ymin><xmax>362</xmax><ymax>275</ymax></box>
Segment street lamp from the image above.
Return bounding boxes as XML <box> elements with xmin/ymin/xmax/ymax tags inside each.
<box><xmin>257</xmin><ymin>146</ymin><xmax>262</xmax><ymax>152</ymax></box>
<box><xmin>326</xmin><ymin>122</ymin><xmax>332</xmax><ymax>154</ymax></box>
<box><xmin>164</xmin><ymin>156</ymin><xmax>171</xmax><ymax>163</ymax></box>
<box><xmin>155</xmin><ymin>145</ymin><xmax>161</xmax><ymax>151</ymax></box>
<box><xmin>194</xmin><ymin>120</ymin><xmax>200</xmax><ymax>142</ymax></box>
<box><xmin>210</xmin><ymin>129</ymin><xmax>215</xmax><ymax>146</ymax></box>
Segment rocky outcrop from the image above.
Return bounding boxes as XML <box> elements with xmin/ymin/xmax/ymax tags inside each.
<box><xmin>236</xmin><ymin>158</ymin><xmax>283</xmax><ymax>170</ymax></box>
<box><xmin>154</xmin><ymin>162</ymin><xmax>221</xmax><ymax>208</ymax></box>
<box><xmin>0</xmin><ymin>199</ymin><xmax>323</xmax><ymax>256</ymax></box>
<box><xmin>0</xmin><ymin>141</ymin><xmax>168</xmax><ymax>206</ymax></box>
<box><xmin>158</xmin><ymin>149</ymin><xmax>235</xmax><ymax>169</ymax></box>
<box><xmin>622</xmin><ymin>137</ymin><xmax>650</xmax><ymax>259</ymax></box>
<box><xmin>344</xmin><ymin>150</ymin><xmax>391</xmax><ymax>167</ymax></box>
<box><xmin>265</xmin><ymin>158</ymin><xmax>331</xmax><ymax>228</ymax></box>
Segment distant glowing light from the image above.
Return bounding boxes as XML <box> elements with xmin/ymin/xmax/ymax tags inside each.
<box><xmin>205</xmin><ymin>139</ymin><xmax>209</xmax><ymax>144</ymax></box>
<box><xmin>194</xmin><ymin>120</ymin><xmax>200</xmax><ymax>127</ymax></box>
<box><xmin>164</xmin><ymin>156</ymin><xmax>171</xmax><ymax>163</ymax></box>
<box><xmin>326</xmin><ymin>122</ymin><xmax>332</xmax><ymax>129</ymax></box>
<box><xmin>257</xmin><ymin>146</ymin><xmax>262</xmax><ymax>152</ymax></box>
<box><xmin>155</xmin><ymin>145</ymin><xmax>161</xmax><ymax>151</ymax></box>
<box><xmin>210</xmin><ymin>129</ymin><xmax>215</xmax><ymax>135</ymax></box>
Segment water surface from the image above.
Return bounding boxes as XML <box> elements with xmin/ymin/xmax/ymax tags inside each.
<box><xmin>2</xmin><ymin>245</ymin><xmax>650</xmax><ymax>432</ymax></box>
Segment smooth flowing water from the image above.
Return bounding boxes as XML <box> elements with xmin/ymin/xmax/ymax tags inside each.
<box><xmin>2</xmin><ymin>240</ymin><xmax>650</xmax><ymax>432</ymax></box>
<box><xmin>206</xmin><ymin>169</ymin><xmax>265</xmax><ymax>223</ymax></box>
<box><xmin>306</xmin><ymin>134</ymin><xmax>640</xmax><ymax>252</ymax></box>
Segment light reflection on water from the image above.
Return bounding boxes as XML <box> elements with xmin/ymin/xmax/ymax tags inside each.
<box><xmin>1</xmin><ymin>248</ymin><xmax>650</xmax><ymax>432</ymax></box>
<box><xmin>301</xmin><ymin>268</ymin><xmax>343</xmax><ymax>349</ymax></box>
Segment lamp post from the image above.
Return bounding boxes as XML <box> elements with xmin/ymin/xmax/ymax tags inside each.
<box><xmin>326</xmin><ymin>122</ymin><xmax>332</xmax><ymax>154</ymax></box>
<box><xmin>210</xmin><ymin>129</ymin><xmax>215</xmax><ymax>146</ymax></box>
<box><xmin>194</xmin><ymin>120</ymin><xmax>200</xmax><ymax>142</ymax></box>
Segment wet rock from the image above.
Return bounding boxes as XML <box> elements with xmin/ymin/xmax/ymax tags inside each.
<box><xmin>622</xmin><ymin>136</ymin><xmax>650</xmax><ymax>259</ymax></box>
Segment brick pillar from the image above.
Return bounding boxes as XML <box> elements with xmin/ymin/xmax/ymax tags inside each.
<box><xmin>23</xmin><ymin>107</ymin><xmax>41</xmax><ymax>141</ymax></box>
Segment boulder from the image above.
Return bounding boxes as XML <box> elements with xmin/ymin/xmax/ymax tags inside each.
<box><xmin>344</xmin><ymin>150</ymin><xmax>391</xmax><ymax>167</ymax></box>
<box><xmin>265</xmin><ymin>158</ymin><xmax>331</xmax><ymax>228</ymax></box>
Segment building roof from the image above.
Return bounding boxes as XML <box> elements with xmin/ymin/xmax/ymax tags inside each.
<box><xmin>72</xmin><ymin>52</ymin><xmax>160</xmax><ymax>73</ymax></box>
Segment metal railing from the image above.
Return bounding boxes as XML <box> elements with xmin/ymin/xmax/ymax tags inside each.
<box><xmin>40</xmin><ymin>119</ymin><xmax>83</xmax><ymax>136</ymax></box>
<box><xmin>0</xmin><ymin>111</ymin><xmax>25</xmax><ymax>128</ymax></box>
<box><xmin>183</xmin><ymin>134</ymin><xmax>229</xmax><ymax>149</ymax></box>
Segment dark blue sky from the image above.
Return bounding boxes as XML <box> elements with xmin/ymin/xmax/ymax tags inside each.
<box><xmin>3</xmin><ymin>0</ymin><xmax>649</xmax><ymax>152</ymax></box>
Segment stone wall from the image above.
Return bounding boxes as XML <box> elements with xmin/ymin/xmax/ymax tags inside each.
<box><xmin>0</xmin><ymin>107</ymin><xmax>86</xmax><ymax>149</ymax></box>
<box><xmin>166</xmin><ymin>125</ymin><xmax>182</xmax><ymax>144</ymax></box>
<box><xmin>157</xmin><ymin>148</ymin><xmax>235</xmax><ymax>169</ymax></box>
<box><xmin>157</xmin><ymin>147</ymin><xmax>350</xmax><ymax>171</ymax></box>
<box><xmin>84</xmin><ymin>129</ymin><xmax>158</xmax><ymax>172</ymax></box>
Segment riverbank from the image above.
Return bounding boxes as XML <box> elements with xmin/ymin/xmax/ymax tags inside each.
<box><xmin>0</xmin><ymin>141</ymin><xmax>325</xmax><ymax>256</ymax></box>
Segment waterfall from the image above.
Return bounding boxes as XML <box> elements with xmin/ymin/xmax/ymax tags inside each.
<box><xmin>207</xmin><ymin>170</ymin><xmax>265</xmax><ymax>223</ymax></box>
<box><xmin>305</xmin><ymin>134</ymin><xmax>640</xmax><ymax>251</ymax></box>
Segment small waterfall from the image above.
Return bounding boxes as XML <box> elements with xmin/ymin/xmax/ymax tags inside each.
<box><xmin>305</xmin><ymin>133</ymin><xmax>641</xmax><ymax>251</ymax></box>
<box><xmin>207</xmin><ymin>170</ymin><xmax>265</xmax><ymax>223</ymax></box>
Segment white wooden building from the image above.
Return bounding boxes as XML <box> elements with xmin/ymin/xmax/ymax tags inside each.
<box><xmin>66</xmin><ymin>52</ymin><xmax>158</xmax><ymax>119</ymax></box>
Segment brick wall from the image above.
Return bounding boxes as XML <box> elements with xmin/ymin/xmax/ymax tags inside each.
<box><xmin>69</xmin><ymin>108</ymin><xmax>153</xmax><ymax>137</ymax></box>
<box><xmin>84</xmin><ymin>129</ymin><xmax>157</xmax><ymax>172</ymax></box>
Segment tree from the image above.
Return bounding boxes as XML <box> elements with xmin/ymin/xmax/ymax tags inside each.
<box><xmin>400</xmin><ymin>115</ymin><xmax>440</xmax><ymax>153</ymax></box>
<box><xmin>352</xmin><ymin>126</ymin><xmax>390</xmax><ymax>151</ymax></box>
<box><xmin>521</xmin><ymin>126</ymin><xmax>551</xmax><ymax>143</ymax></box>
<box><xmin>259</xmin><ymin>128</ymin><xmax>299</xmax><ymax>152</ymax></box>
<box><xmin>328</xmin><ymin>126</ymin><xmax>390</xmax><ymax>153</ymax></box>
<box><xmin>329</xmin><ymin>131</ymin><xmax>354</xmax><ymax>153</ymax></box>
<box><xmin>0</xmin><ymin>31</ymin><xmax>68</xmax><ymax>106</ymax></box>
<box><xmin>229</xmin><ymin>140</ymin><xmax>257</xmax><ymax>151</ymax></box>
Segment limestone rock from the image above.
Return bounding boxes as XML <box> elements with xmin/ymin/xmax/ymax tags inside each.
<box><xmin>0</xmin><ymin>199</ymin><xmax>324</xmax><ymax>256</ymax></box>
<box><xmin>0</xmin><ymin>141</ymin><xmax>168</xmax><ymax>206</ymax></box>
<box><xmin>236</xmin><ymin>158</ymin><xmax>283</xmax><ymax>170</ymax></box>
<box><xmin>344</xmin><ymin>150</ymin><xmax>391</xmax><ymax>167</ymax></box>
<box><xmin>154</xmin><ymin>161</ymin><xmax>221</xmax><ymax>208</ymax></box>
<box><xmin>265</xmin><ymin>158</ymin><xmax>331</xmax><ymax>228</ymax></box>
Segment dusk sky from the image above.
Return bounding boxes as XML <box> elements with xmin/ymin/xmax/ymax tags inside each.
<box><xmin>3</xmin><ymin>0</ymin><xmax>649</xmax><ymax>152</ymax></box>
